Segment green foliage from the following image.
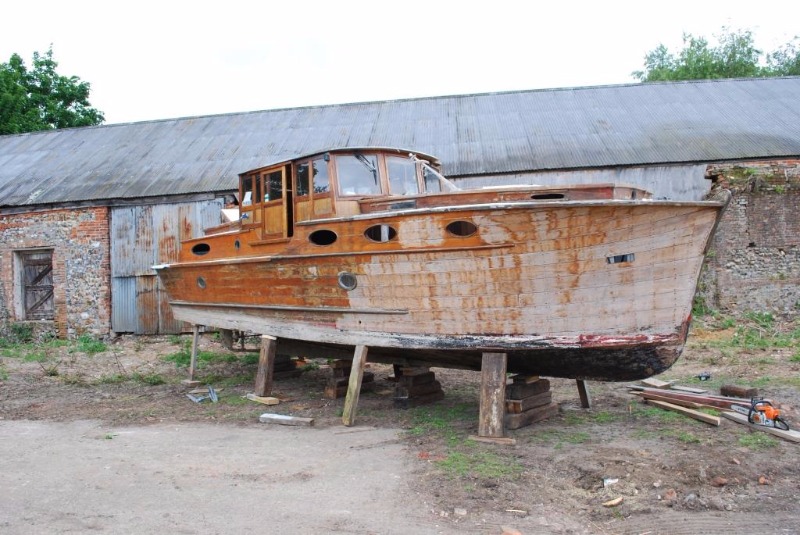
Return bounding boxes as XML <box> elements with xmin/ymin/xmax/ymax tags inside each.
<box><xmin>407</xmin><ymin>403</ymin><xmax>475</xmax><ymax>445</ymax></box>
<box><xmin>738</xmin><ymin>432</ymin><xmax>779</xmax><ymax>450</ymax></box>
<box><xmin>75</xmin><ymin>334</ymin><xmax>107</xmax><ymax>355</ymax></box>
<box><xmin>0</xmin><ymin>47</ymin><xmax>104</xmax><ymax>134</ymax></box>
<box><xmin>0</xmin><ymin>364</ymin><xmax>8</xmax><ymax>381</ymax></box>
<box><xmin>437</xmin><ymin>450</ymin><xmax>522</xmax><ymax>479</ymax></box>
<box><xmin>131</xmin><ymin>373</ymin><xmax>166</xmax><ymax>386</ymax></box>
<box><xmin>8</xmin><ymin>323</ymin><xmax>34</xmax><ymax>343</ymax></box>
<box><xmin>633</xmin><ymin>27</ymin><xmax>800</xmax><ymax>82</ymax></box>
<box><xmin>163</xmin><ymin>348</ymin><xmax>238</xmax><ymax>368</ymax></box>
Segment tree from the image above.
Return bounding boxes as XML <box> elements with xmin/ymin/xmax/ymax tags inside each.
<box><xmin>0</xmin><ymin>47</ymin><xmax>104</xmax><ymax>135</ymax></box>
<box><xmin>633</xmin><ymin>27</ymin><xmax>800</xmax><ymax>82</ymax></box>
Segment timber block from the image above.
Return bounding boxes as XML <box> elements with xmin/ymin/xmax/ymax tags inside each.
<box><xmin>506</xmin><ymin>391</ymin><xmax>553</xmax><ymax>414</ymax></box>
<box><xmin>505</xmin><ymin>402</ymin><xmax>559</xmax><ymax>430</ymax></box>
<box><xmin>506</xmin><ymin>378</ymin><xmax>550</xmax><ymax>400</ymax></box>
<box><xmin>324</xmin><ymin>380</ymin><xmax>376</xmax><ymax>400</ymax></box>
<box><xmin>395</xmin><ymin>380</ymin><xmax>443</xmax><ymax>398</ymax></box>
<box><xmin>396</xmin><ymin>371</ymin><xmax>436</xmax><ymax>387</ymax></box>
<box><xmin>328</xmin><ymin>372</ymin><xmax>375</xmax><ymax>388</ymax></box>
<box><xmin>721</xmin><ymin>384</ymin><xmax>759</xmax><ymax>398</ymax></box>
<box><xmin>511</xmin><ymin>374</ymin><xmax>540</xmax><ymax>384</ymax></box>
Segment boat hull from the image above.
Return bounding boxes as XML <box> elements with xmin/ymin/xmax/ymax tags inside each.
<box><xmin>156</xmin><ymin>199</ymin><xmax>724</xmax><ymax>381</ymax></box>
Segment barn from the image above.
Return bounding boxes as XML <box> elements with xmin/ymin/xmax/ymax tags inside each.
<box><xmin>0</xmin><ymin>76</ymin><xmax>798</xmax><ymax>338</ymax></box>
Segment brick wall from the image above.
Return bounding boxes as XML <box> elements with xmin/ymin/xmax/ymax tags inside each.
<box><xmin>0</xmin><ymin>206</ymin><xmax>111</xmax><ymax>338</ymax></box>
<box><xmin>699</xmin><ymin>160</ymin><xmax>800</xmax><ymax>317</ymax></box>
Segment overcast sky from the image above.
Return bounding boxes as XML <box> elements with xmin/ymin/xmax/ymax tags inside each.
<box><xmin>3</xmin><ymin>0</ymin><xmax>798</xmax><ymax>125</ymax></box>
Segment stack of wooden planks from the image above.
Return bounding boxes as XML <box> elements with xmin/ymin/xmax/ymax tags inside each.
<box><xmin>629</xmin><ymin>382</ymin><xmax>799</xmax><ymax>442</ymax></box>
<box><xmin>505</xmin><ymin>376</ymin><xmax>559</xmax><ymax>430</ymax></box>
<box><xmin>393</xmin><ymin>367</ymin><xmax>445</xmax><ymax>408</ymax></box>
<box><xmin>325</xmin><ymin>359</ymin><xmax>375</xmax><ymax>399</ymax></box>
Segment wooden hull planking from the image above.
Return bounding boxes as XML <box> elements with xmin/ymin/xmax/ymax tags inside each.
<box><xmin>156</xmin><ymin>200</ymin><xmax>723</xmax><ymax>380</ymax></box>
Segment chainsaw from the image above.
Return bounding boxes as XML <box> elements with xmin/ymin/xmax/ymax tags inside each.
<box><xmin>730</xmin><ymin>398</ymin><xmax>790</xmax><ymax>430</ymax></box>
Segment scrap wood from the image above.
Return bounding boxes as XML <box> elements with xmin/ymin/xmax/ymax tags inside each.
<box><xmin>632</xmin><ymin>388</ymin><xmax>759</xmax><ymax>410</ymax></box>
<box><xmin>668</xmin><ymin>385</ymin><xmax>709</xmax><ymax>394</ymax></box>
<box><xmin>258</xmin><ymin>413</ymin><xmax>314</xmax><ymax>426</ymax></box>
<box><xmin>245</xmin><ymin>393</ymin><xmax>280</xmax><ymax>405</ymax></box>
<box><xmin>721</xmin><ymin>411</ymin><xmax>800</xmax><ymax>443</ymax></box>
<box><xmin>645</xmin><ymin>399</ymin><xmax>721</xmax><ymax>426</ymax></box>
<box><xmin>639</xmin><ymin>378</ymin><xmax>673</xmax><ymax>389</ymax></box>
<box><xmin>634</xmin><ymin>392</ymin><xmax>711</xmax><ymax>410</ymax></box>
<box><xmin>720</xmin><ymin>384</ymin><xmax>759</xmax><ymax>398</ymax></box>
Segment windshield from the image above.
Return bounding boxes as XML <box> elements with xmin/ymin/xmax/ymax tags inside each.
<box><xmin>336</xmin><ymin>153</ymin><xmax>381</xmax><ymax>195</ymax></box>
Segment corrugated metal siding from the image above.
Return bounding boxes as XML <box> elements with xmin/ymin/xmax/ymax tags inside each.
<box><xmin>110</xmin><ymin>199</ymin><xmax>224</xmax><ymax>333</ymax></box>
<box><xmin>1</xmin><ymin>77</ymin><xmax>799</xmax><ymax>207</ymax></box>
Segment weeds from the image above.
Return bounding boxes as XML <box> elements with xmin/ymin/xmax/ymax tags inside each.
<box><xmin>163</xmin><ymin>348</ymin><xmax>237</xmax><ymax>368</ymax></box>
<box><xmin>75</xmin><ymin>335</ymin><xmax>107</xmax><ymax>355</ymax></box>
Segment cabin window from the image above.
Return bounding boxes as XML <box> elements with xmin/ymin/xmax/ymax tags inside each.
<box><xmin>364</xmin><ymin>224</ymin><xmax>398</xmax><ymax>243</ymax></box>
<box><xmin>191</xmin><ymin>243</ymin><xmax>211</xmax><ymax>256</ymax></box>
<box><xmin>312</xmin><ymin>158</ymin><xmax>330</xmax><ymax>194</ymax></box>
<box><xmin>309</xmin><ymin>229</ymin><xmax>337</xmax><ymax>246</ymax></box>
<box><xmin>242</xmin><ymin>174</ymin><xmax>255</xmax><ymax>205</ymax></box>
<box><xmin>337</xmin><ymin>154</ymin><xmax>381</xmax><ymax>196</ymax></box>
<box><xmin>423</xmin><ymin>166</ymin><xmax>442</xmax><ymax>193</ymax></box>
<box><xmin>446</xmin><ymin>221</ymin><xmax>478</xmax><ymax>237</ymax></box>
<box><xmin>296</xmin><ymin>163</ymin><xmax>310</xmax><ymax>197</ymax></box>
<box><xmin>263</xmin><ymin>170</ymin><xmax>283</xmax><ymax>202</ymax></box>
<box><xmin>607</xmin><ymin>253</ymin><xmax>635</xmax><ymax>264</ymax></box>
<box><xmin>387</xmin><ymin>156</ymin><xmax>419</xmax><ymax>195</ymax></box>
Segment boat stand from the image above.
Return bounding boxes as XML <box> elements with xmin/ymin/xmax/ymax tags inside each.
<box><xmin>477</xmin><ymin>352</ymin><xmax>509</xmax><ymax>440</ymax></box>
<box><xmin>576</xmin><ymin>379</ymin><xmax>592</xmax><ymax>408</ymax></box>
<box><xmin>254</xmin><ymin>335</ymin><xmax>278</xmax><ymax>397</ymax></box>
<box><xmin>342</xmin><ymin>345</ymin><xmax>369</xmax><ymax>426</ymax></box>
<box><xmin>181</xmin><ymin>324</ymin><xmax>203</xmax><ymax>387</ymax></box>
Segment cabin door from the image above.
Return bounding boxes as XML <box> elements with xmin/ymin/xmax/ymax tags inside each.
<box><xmin>260</xmin><ymin>167</ymin><xmax>290</xmax><ymax>239</ymax></box>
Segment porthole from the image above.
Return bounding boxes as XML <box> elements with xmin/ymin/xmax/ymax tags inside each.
<box><xmin>309</xmin><ymin>229</ymin><xmax>337</xmax><ymax>246</ymax></box>
<box><xmin>191</xmin><ymin>243</ymin><xmax>211</xmax><ymax>255</ymax></box>
<box><xmin>364</xmin><ymin>224</ymin><xmax>397</xmax><ymax>243</ymax></box>
<box><xmin>445</xmin><ymin>220</ymin><xmax>478</xmax><ymax>237</ymax></box>
<box><xmin>338</xmin><ymin>271</ymin><xmax>357</xmax><ymax>291</ymax></box>
<box><xmin>234</xmin><ymin>240</ymin><xmax>240</xmax><ymax>250</ymax></box>
<box><xmin>197</xmin><ymin>276</ymin><xmax>207</xmax><ymax>289</ymax></box>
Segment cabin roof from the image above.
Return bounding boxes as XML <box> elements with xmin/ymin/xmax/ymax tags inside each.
<box><xmin>1</xmin><ymin>77</ymin><xmax>799</xmax><ymax>207</ymax></box>
<box><xmin>237</xmin><ymin>147</ymin><xmax>441</xmax><ymax>176</ymax></box>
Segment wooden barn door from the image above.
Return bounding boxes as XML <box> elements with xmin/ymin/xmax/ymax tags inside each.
<box><xmin>20</xmin><ymin>251</ymin><xmax>55</xmax><ymax>320</ymax></box>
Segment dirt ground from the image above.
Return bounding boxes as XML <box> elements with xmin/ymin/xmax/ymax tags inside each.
<box><xmin>1</xmin><ymin>319</ymin><xmax>799</xmax><ymax>535</ymax></box>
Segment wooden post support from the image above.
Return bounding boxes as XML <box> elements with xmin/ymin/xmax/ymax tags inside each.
<box><xmin>576</xmin><ymin>379</ymin><xmax>592</xmax><ymax>409</ymax></box>
<box><xmin>254</xmin><ymin>335</ymin><xmax>277</xmax><ymax>397</ymax></box>
<box><xmin>189</xmin><ymin>324</ymin><xmax>200</xmax><ymax>381</ymax></box>
<box><xmin>342</xmin><ymin>345</ymin><xmax>368</xmax><ymax>427</ymax></box>
<box><xmin>478</xmin><ymin>352</ymin><xmax>507</xmax><ymax>438</ymax></box>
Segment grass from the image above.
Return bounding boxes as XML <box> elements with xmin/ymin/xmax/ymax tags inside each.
<box><xmin>437</xmin><ymin>450</ymin><xmax>522</xmax><ymax>479</ymax></box>
<box><xmin>701</xmin><ymin>313</ymin><xmax>800</xmax><ymax>350</ymax></box>
<box><xmin>738</xmin><ymin>432</ymin><xmax>780</xmax><ymax>450</ymax></box>
<box><xmin>74</xmin><ymin>334</ymin><xmax>107</xmax><ymax>355</ymax></box>
<box><xmin>163</xmin><ymin>348</ymin><xmax>239</xmax><ymax>368</ymax></box>
<box><xmin>407</xmin><ymin>403</ymin><xmax>476</xmax><ymax>445</ymax></box>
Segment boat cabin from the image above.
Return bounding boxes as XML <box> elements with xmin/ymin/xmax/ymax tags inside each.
<box><xmin>236</xmin><ymin>148</ymin><xmax>452</xmax><ymax>242</ymax></box>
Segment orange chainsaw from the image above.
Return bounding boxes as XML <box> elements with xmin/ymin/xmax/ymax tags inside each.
<box><xmin>731</xmin><ymin>398</ymin><xmax>790</xmax><ymax>430</ymax></box>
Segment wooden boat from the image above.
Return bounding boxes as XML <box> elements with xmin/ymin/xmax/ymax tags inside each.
<box><xmin>154</xmin><ymin>147</ymin><xmax>729</xmax><ymax>381</ymax></box>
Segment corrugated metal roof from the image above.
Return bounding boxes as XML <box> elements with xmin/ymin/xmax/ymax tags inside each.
<box><xmin>1</xmin><ymin>77</ymin><xmax>799</xmax><ymax>207</ymax></box>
